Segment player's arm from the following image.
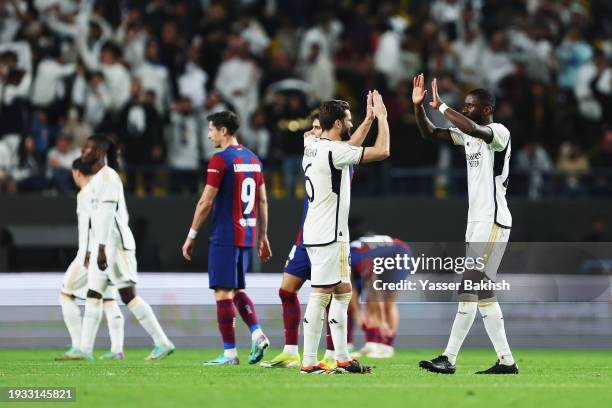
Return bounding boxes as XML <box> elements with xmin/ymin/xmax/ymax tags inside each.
<box><xmin>429</xmin><ymin>77</ymin><xmax>493</xmax><ymax>143</ymax></box>
<box><xmin>361</xmin><ymin>90</ymin><xmax>391</xmax><ymax>163</ymax></box>
<box><xmin>257</xmin><ymin>183</ymin><xmax>272</xmax><ymax>262</ymax></box>
<box><xmin>182</xmin><ymin>185</ymin><xmax>219</xmax><ymax>261</ymax></box>
<box><xmin>412</xmin><ymin>73</ymin><xmax>451</xmax><ymax>142</ymax></box>
<box><xmin>347</xmin><ymin>91</ymin><xmax>375</xmax><ymax>147</ymax></box>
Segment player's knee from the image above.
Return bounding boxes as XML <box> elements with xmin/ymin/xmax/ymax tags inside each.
<box><xmin>87</xmin><ymin>289</ymin><xmax>103</xmax><ymax>299</ymax></box>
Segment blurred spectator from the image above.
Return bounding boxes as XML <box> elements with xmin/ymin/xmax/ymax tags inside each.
<box><xmin>299</xmin><ymin>12</ymin><xmax>343</xmax><ymax>61</ymax></box>
<box><xmin>516</xmin><ymin>141</ymin><xmax>554</xmax><ymax>200</ymax></box>
<box><xmin>235</xmin><ymin>12</ymin><xmax>270</xmax><ymax>57</ymax></box>
<box><xmin>214</xmin><ymin>36</ymin><xmax>260</xmax><ymax>134</ymax></box>
<box><xmin>242</xmin><ymin>110</ymin><xmax>270</xmax><ymax>161</ymax></box>
<box><xmin>451</xmin><ymin>28</ymin><xmax>486</xmax><ymax>86</ymax></box>
<box><xmin>557</xmin><ymin>141</ymin><xmax>590</xmax><ymax>197</ymax></box>
<box><xmin>178</xmin><ymin>41</ymin><xmax>208</xmax><ymax>109</ymax></box>
<box><xmin>46</xmin><ymin>133</ymin><xmax>80</xmax><ymax>193</ymax></box>
<box><xmin>118</xmin><ymin>81</ymin><xmax>164</xmax><ymax>194</ymax></box>
<box><xmin>12</xmin><ymin>136</ymin><xmax>48</xmax><ymax>193</ymax></box>
<box><xmin>299</xmin><ymin>43</ymin><xmax>335</xmax><ymax>102</ymax></box>
<box><xmin>166</xmin><ymin>97</ymin><xmax>201</xmax><ymax>194</ymax></box>
<box><xmin>30</xmin><ymin>47</ymin><xmax>75</xmax><ymax>117</ymax></box>
<box><xmin>78</xmin><ymin>37</ymin><xmax>131</xmax><ymax>114</ymax></box>
<box><xmin>134</xmin><ymin>40</ymin><xmax>171</xmax><ymax>115</ymax></box>
<box><xmin>574</xmin><ymin>49</ymin><xmax>611</xmax><ymax>134</ymax></box>
<box><xmin>273</xmin><ymin>91</ymin><xmax>309</xmax><ymax>198</ymax></box>
<box><xmin>199</xmin><ymin>90</ymin><xmax>228</xmax><ymax>162</ymax></box>
<box><xmin>556</xmin><ymin>28</ymin><xmax>592</xmax><ymax>90</ymax></box>
<box><xmin>481</xmin><ymin>30</ymin><xmax>515</xmax><ymax>91</ymax></box>
<box><xmin>31</xmin><ymin>110</ymin><xmax>59</xmax><ymax>158</ymax></box>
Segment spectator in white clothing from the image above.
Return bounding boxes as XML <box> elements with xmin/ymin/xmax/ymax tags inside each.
<box><xmin>299</xmin><ymin>43</ymin><xmax>335</xmax><ymax>102</ymax></box>
<box><xmin>166</xmin><ymin>96</ymin><xmax>201</xmax><ymax>194</ymax></box>
<box><xmin>46</xmin><ymin>133</ymin><xmax>80</xmax><ymax>193</ymax></box>
<box><xmin>134</xmin><ymin>40</ymin><xmax>171</xmax><ymax>115</ymax></box>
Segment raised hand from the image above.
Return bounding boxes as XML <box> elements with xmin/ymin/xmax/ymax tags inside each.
<box><xmin>412</xmin><ymin>73</ymin><xmax>428</xmax><ymax>106</ymax></box>
<box><xmin>365</xmin><ymin>90</ymin><xmax>375</xmax><ymax>121</ymax></box>
<box><xmin>429</xmin><ymin>78</ymin><xmax>443</xmax><ymax>109</ymax></box>
<box><xmin>372</xmin><ymin>90</ymin><xmax>387</xmax><ymax>119</ymax></box>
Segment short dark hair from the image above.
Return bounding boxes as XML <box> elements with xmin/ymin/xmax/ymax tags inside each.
<box><xmin>467</xmin><ymin>88</ymin><xmax>496</xmax><ymax>108</ymax></box>
<box><xmin>319</xmin><ymin>100</ymin><xmax>350</xmax><ymax>130</ymax></box>
<box><xmin>72</xmin><ymin>158</ymin><xmax>92</xmax><ymax>175</ymax></box>
<box><xmin>309</xmin><ymin>109</ymin><xmax>320</xmax><ymax>121</ymax></box>
<box><xmin>207</xmin><ymin>111</ymin><xmax>240</xmax><ymax>135</ymax></box>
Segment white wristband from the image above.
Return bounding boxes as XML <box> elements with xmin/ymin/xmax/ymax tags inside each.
<box><xmin>188</xmin><ymin>228</ymin><xmax>198</xmax><ymax>240</ymax></box>
<box><xmin>438</xmin><ymin>103</ymin><xmax>449</xmax><ymax>114</ymax></box>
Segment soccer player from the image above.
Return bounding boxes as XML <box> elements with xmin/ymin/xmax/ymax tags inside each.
<box><xmin>300</xmin><ymin>92</ymin><xmax>390</xmax><ymax>374</ymax></box>
<box><xmin>412</xmin><ymin>73</ymin><xmax>518</xmax><ymax>374</ymax></box>
<box><xmin>261</xmin><ymin>98</ymin><xmax>375</xmax><ymax>369</ymax></box>
<box><xmin>70</xmin><ymin>135</ymin><xmax>175</xmax><ymax>361</ymax></box>
<box><xmin>57</xmin><ymin>158</ymin><xmax>125</xmax><ymax>361</ymax></box>
<box><xmin>349</xmin><ymin>234</ymin><xmax>413</xmax><ymax>359</ymax></box>
<box><xmin>182</xmin><ymin>111</ymin><xmax>272</xmax><ymax>366</ymax></box>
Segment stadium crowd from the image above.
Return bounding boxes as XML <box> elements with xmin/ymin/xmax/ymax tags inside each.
<box><xmin>0</xmin><ymin>0</ymin><xmax>610</xmax><ymax>197</ymax></box>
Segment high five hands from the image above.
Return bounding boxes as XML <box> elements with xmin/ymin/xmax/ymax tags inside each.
<box><xmin>412</xmin><ymin>73</ymin><xmax>443</xmax><ymax>109</ymax></box>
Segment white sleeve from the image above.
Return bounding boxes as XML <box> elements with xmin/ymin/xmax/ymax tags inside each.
<box><xmin>449</xmin><ymin>127</ymin><xmax>466</xmax><ymax>146</ymax></box>
<box><xmin>92</xmin><ymin>201</ymin><xmax>116</xmax><ymax>246</ymax></box>
<box><xmin>487</xmin><ymin>123</ymin><xmax>510</xmax><ymax>151</ymax></box>
<box><xmin>331</xmin><ymin>142</ymin><xmax>364</xmax><ymax>169</ymax></box>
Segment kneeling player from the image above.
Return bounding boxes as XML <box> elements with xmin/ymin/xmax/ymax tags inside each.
<box><xmin>350</xmin><ymin>235</ymin><xmax>412</xmax><ymax>359</ymax></box>
<box><xmin>57</xmin><ymin>158</ymin><xmax>124</xmax><ymax>361</ymax></box>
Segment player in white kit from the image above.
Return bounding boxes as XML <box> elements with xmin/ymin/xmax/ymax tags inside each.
<box><xmin>300</xmin><ymin>92</ymin><xmax>391</xmax><ymax>374</ymax></box>
<box><xmin>57</xmin><ymin>158</ymin><xmax>125</xmax><ymax>361</ymax></box>
<box><xmin>412</xmin><ymin>74</ymin><xmax>518</xmax><ymax>374</ymax></box>
<box><xmin>68</xmin><ymin>135</ymin><xmax>174</xmax><ymax>361</ymax></box>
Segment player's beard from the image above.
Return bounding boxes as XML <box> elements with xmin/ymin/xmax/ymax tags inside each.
<box><xmin>341</xmin><ymin>125</ymin><xmax>352</xmax><ymax>141</ymax></box>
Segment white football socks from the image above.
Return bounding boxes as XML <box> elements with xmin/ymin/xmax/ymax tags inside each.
<box><xmin>59</xmin><ymin>294</ymin><xmax>82</xmax><ymax>349</ymax></box>
<box><xmin>127</xmin><ymin>296</ymin><xmax>170</xmax><ymax>347</ymax></box>
<box><xmin>443</xmin><ymin>301</ymin><xmax>478</xmax><ymax>365</ymax></box>
<box><xmin>283</xmin><ymin>345</ymin><xmax>298</xmax><ymax>356</ymax></box>
<box><xmin>302</xmin><ymin>292</ymin><xmax>331</xmax><ymax>367</ymax></box>
<box><xmin>80</xmin><ymin>298</ymin><xmax>103</xmax><ymax>354</ymax></box>
<box><xmin>328</xmin><ymin>292</ymin><xmax>352</xmax><ymax>363</ymax></box>
<box><xmin>479</xmin><ymin>302</ymin><xmax>515</xmax><ymax>365</ymax></box>
<box><xmin>251</xmin><ymin>327</ymin><xmax>264</xmax><ymax>341</ymax></box>
<box><xmin>224</xmin><ymin>348</ymin><xmax>238</xmax><ymax>358</ymax></box>
<box><xmin>103</xmin><ymin>300</ymin><xmax>124</xmax><ymax>354</ymax></box>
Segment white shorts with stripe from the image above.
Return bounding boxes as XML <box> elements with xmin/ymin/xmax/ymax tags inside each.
<box><xmin>62</xmin><ymin>254</ymin><xmax>118</xmax><ymax>300</ymax></box>
<box><xmin>88</xmin><ymin>245</ymin><xmax>138</xmax><ymax>295</ymax></box>
<box><xmin>465</xmin><ymin>222</ymin><xmax>510</xmax><ymax>280</ymax></box>
<box><xmin>306</xmin><ymin>242</ymin><xmax>351</xmax><ymax>287</ymax></box>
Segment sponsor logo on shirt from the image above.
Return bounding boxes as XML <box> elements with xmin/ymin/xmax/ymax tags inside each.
<box><xmin>466</xmin><ymin>152</ymin><xmax>481</xmax><ymax>167</ymax></box>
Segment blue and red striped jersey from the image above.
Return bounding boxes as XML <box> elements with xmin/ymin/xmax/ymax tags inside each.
<box><xmin>350</xmin><ymin>236</ymin><xmax>413</xmax><ymax>277</ymax></box>
<box><xmin>206</xmin><ymin>145</ymin><xmax>264</xmax><ymax>248</ymax></box>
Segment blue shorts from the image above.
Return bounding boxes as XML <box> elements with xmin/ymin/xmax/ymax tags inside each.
<box><xmin>208</xmin><ymin>244</ymin><xmax>252</xmax><ymax>289</ymax></box>
<box><xmin>283</xmin><ymin>245</ymin><xmax>311</xmax><ymax>280</ymax></box>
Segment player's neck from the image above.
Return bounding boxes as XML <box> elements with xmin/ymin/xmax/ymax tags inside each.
<box><xmin>321</xmin><ymin>130</ymin><xmax>341</xmax><ymax>141</ymax></box>
<box><xmin>90</xmin><ymin>160</ymin><xmax>105</xmax><ymax>174</ymax></box>
<box><xmin>220</xmin><ymin>137</ymin><xmax>239</xmax><ymax>150</ymax></box>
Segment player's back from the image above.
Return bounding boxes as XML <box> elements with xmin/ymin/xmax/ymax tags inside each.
<box><xmin>351</xmin><ymin>235</ymin><xmax>413</xmax><ymax>277</ymax></box>
<box><xmin>207</xmin><ymin>145</ymin><xmax>264</xmax><ymax>248</ymax></box>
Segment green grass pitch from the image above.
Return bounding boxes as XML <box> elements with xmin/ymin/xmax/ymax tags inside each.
<box><xmin>1</xmin><ymin>348</ymin><xmax>611</xmax><ymax>407</ymax></box>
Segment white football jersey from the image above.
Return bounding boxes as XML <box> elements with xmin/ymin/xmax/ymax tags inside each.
<box><xmin>88</xmin><ymin>166</ymin><xmax>136</xmax><ymax>250</ymax></box>
<box><xmin>450</xmin><ymin>122</ymin><xmax>512</xmax><ymax>228</ymax></box>
<box><xmin>302</xmin><ymin>136</ymin><xmax>364</xmax><ymax>246</ymax></box>
<box><xmin>76</xmin><ymin>182</ymin><xmax>92</xmax><ymax>258</ymax></box>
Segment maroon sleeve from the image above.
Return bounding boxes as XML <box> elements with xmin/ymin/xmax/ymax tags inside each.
<box><xmin>206</xmin><ymin>154</ymin><xmax>227</xmax><ymax>188</ymax></box>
